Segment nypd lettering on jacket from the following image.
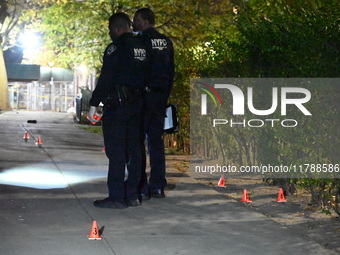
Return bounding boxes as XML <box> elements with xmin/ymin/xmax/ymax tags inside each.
<box><xmin>134</xmin><ymin>48</ymin><xmax>146</xmax><ymax>61</ymax></box>
<box><xmin>151</xmin><ymin>39</ymin><xmax>167</xmax><ymax>50</ymax></box>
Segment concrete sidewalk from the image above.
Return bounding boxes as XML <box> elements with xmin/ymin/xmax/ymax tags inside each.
<box><xmin>0</xmin><ymin>111</ymin><xmax>335</xmax><ymax>255</ymax></box>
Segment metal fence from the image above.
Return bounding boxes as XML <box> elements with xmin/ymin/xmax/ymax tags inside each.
<box><xmin>8</xmin><ymin>81</ymin><xmax>75</xmax><ymax>112</ymax></box>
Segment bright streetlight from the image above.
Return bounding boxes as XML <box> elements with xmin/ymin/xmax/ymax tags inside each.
<box><xmin>19</xmin><ymin>30</ymin><xmax>41</xmax><ymax>63</ymax></box>
<box><xmin>19</xmin><ymin>30</ymin><xmax>41</xmax><ymax>50</ymax></box>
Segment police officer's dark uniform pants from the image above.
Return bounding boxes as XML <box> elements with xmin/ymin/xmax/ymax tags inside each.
<box><xmin>140</xmin><ymin>91</ymin><xmax>168</xmax><ymax>193</ymax></box>
<box><xmin>102</xmin><ymin>100</ymin><xmax>142</xmax><ymax>202</ymax></box>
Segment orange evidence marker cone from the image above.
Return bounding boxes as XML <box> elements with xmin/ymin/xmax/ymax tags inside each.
<box><xmin>88</xmin><ymin>220</ymin><xmax>102</xmax><ymax>240</ymax></box>
<box><xmin>23</xmin><ymin>131</ymin><xmax>30</xmax><ymax>140</ymax></box>
<box><xmin>277</xmin><ymin>188</ymin><xmax>287</xmax><ymax>202</ymax></box>
<box><xmin>240</xmin><ymin>189</ymin><xmax>252</xmax><ymax>202</ymax></box>
<box><xmin>35</xmin><ymin>137</ymin><xmax>42</xmax><ymax>145</ymax></box>
<box><xmin>217</xmin><ymin>175</ymin><xmax>226</xmax><ymax>188</ymax></box>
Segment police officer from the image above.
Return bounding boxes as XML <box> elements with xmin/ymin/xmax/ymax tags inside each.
<box><xmin>88</xmin><ymin>12</ymin><xmax>147</xmax><ymax>209</ymax></box>
<box><xmin>133</xmin><ymin>8</ymin><xmax>175</xmax><ymax>199</ymax></box>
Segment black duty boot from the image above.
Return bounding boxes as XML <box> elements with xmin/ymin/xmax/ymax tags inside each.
<box><xmin>93</xmin><ymin>197</ymin><xmax>127</xmax><ymax>209</ymax></box>
<box><xmin>126</xmin><ymin>198</ymin><xmax>141</xmax><ymax>207</ymax></box>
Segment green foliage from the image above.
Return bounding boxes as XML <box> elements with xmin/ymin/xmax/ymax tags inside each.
<box><xmin>192</xmin><ymin>0</ymin><xmax>339</xmax><ymax>78</ymax></box>
<box><xmin>77</xmin><ymin>125</ymin><xmax>103</xmax><ymax>136</ymax></box>
<box><xmin>188</xmin><ymin>0</ymin><xmax>339</xmax><ymax>214</ymax></box>
<box><xmin>322</xmin><ymin>209</ymin><xmax>331</xmax><ymax>216</ymax></box>
<box><xmin>23</xmin><ymin>0</ymin><xmax>114</xmax><ymax>68</ymax></box>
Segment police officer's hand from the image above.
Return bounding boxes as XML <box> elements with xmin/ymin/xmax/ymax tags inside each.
<box><xmin>87</xmin><ymin>106</ymin><xmax>99</xmax><ymax>123</ymax></box>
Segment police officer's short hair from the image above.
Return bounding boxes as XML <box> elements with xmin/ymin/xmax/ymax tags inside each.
<box><xmin>135</xmin><ymin>8</ymin><xmax>155</xmax><ymax>26</ymax></box>
<box><xmin>109</xmin><ymin>12</ymin><xmax>132</xmax><ymax>29</ymax></box>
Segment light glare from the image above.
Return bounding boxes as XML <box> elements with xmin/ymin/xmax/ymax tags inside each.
<box><xmin>20</xmin><ymin>31</ymin><xmax>41</xmax><ymax>50</ymax></box>
<box><xmin>0</xmin><ymin>167</ymin><xmax>107</xmax><ymax>189</ymax></box>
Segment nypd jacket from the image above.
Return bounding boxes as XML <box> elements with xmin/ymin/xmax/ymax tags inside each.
<box><xmin>138</xmin><ymin>27</ymin><xmax>174</xmax><ymax>92</ymax></box>
<box><xmin>89</xmin><ymin>32</ymin><xmax>147</xmax><ymax>107</ymax></box>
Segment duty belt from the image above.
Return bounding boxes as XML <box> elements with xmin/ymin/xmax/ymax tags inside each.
<box><xmin>105</xmin><ymin>86</ymin><xmax>142</xmax><ymax>109</ymax></box>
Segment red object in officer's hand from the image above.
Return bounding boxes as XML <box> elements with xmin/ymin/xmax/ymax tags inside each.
<box><xmin>87</xmin><ymin>113</ymin><xmax>101</xmax><ymax>125</ymax></box>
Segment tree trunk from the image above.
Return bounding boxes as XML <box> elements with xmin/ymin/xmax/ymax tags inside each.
<box><xmin>0</xmin><ymin>48</ymin><xmax>11</xmax><ymax>110</ymax></box>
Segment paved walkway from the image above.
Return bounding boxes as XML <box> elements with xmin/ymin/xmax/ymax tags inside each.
<box><xmin>0</xmin><ymin>111</ymin><xmax>336</xmax><ymax>255</ymax></box>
